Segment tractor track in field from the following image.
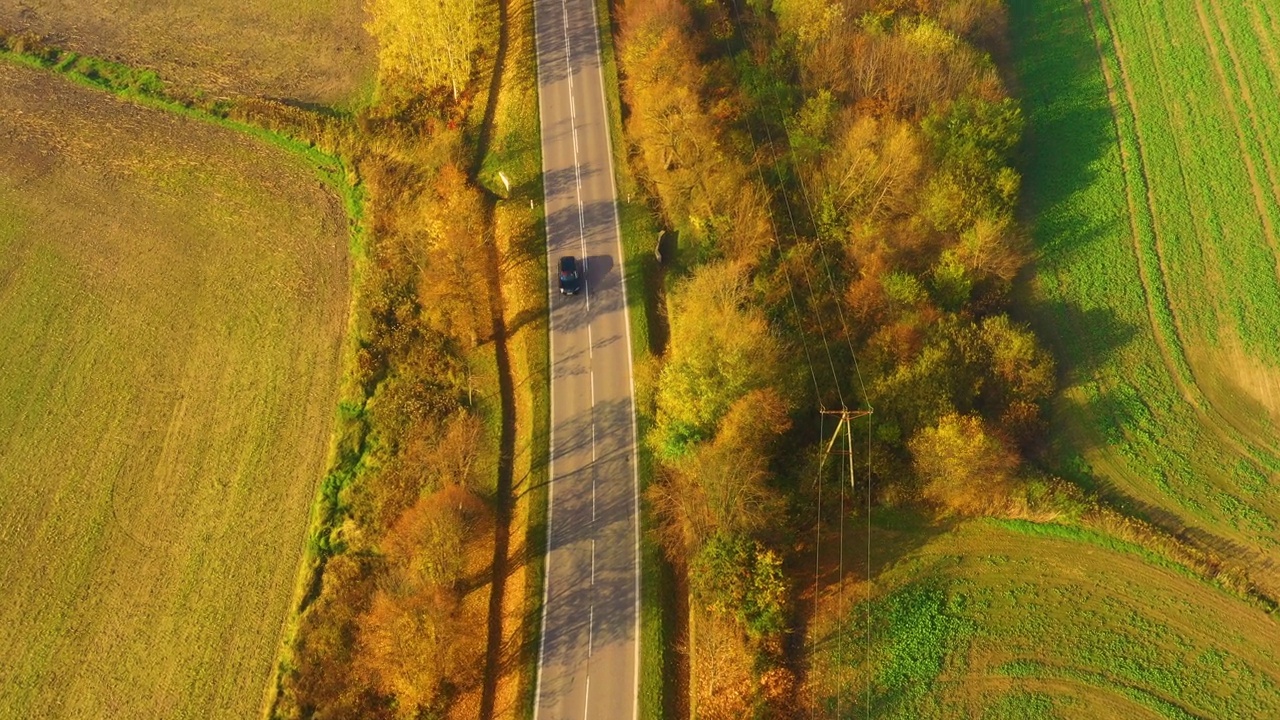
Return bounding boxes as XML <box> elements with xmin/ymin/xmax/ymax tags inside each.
<box><xmin>1189</xmin><ymin>0</ymin><xmax>1280</xmax><ymax>455</ymax></box>
<box><xmin>1191</xmin><ymin>0</ymin><xmax>1280</xmax><ymax>287</ymax></box>
<box><xmin>1083</xmin><ymin>0</ymin><xmax>1195</xmax><ymax>408</ymax></box>
<box><xmin>1126</xmin><ymin>0</ymin><xmax>1280</xmax><ymax>468</ymax></box>
<box><xmin>1082</xmin><ymin>0</ymin><xmax>1280</xmax><ymax>539</ymax></box>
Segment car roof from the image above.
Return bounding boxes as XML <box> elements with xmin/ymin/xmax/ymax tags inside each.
<box><xmin>559</xmin><ymin>256</ymin><xmax>576</xmax><ymax>271</ymax></box>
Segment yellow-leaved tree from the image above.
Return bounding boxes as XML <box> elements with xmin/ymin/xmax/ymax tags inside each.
<box><xmin>366</xmin><ymin>0</ymin><xmax>479</xmax><ymax>100</ymax></box>
<box><xmin>909</xmin><ymin>412</ymin><xmax>1019</xmax><ymax>515</ymax></box>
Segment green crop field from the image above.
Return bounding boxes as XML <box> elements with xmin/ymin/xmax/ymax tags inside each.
<box><xmin>0</xmin><ymin>0</ymin><xmax>374</xmax><ymax>105</ymax></box>
<box><xmin>805</xmin><ymin>1</ymin><xmax>1280</xmax><ymax>713</ymax></box>
<box><xmin>808</xmin><ymin>515</ymin><xmax>1280</xmax><ymax>718</ymax></box>
<box><xmin>0</xmin><ymin>63</ymin><xmax>351</xmax><ymax>718</ymax></box>
<box><xmin>1011</xmin><ymin>0</ymin><xmax>1280</xmax><ymax>582</ymax></box>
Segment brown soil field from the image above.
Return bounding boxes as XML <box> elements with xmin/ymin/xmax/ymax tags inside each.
<box><xmin>0</xmin><ymin>62</ymin><xmax>351</xmax><ymax>718</ymax></box>
<box><xmin>0</xmin><ymin>0</ymin><xmax>374</xmax><ymax>106</ymax></box>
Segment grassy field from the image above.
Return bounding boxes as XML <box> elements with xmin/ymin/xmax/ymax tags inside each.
<box><xmin>0</xmin><ymin>0</ymin><xmax>374</xmax><ymax>105</ymax></box>
<box><xmin>808</xmin><ymin>514</ymin><xmax>1280</xmax><ymax>718</ymax></box>
<box><xmin>0</xmin><ymin>62</ymin><xmax>351</xmax><ymax>718</ymax></box>
<box><xmin>802</xmin><ymin>0</ymin><xmax>1280</xmax><ymax>714</ymax></box>
<box><xmin>1011</xmin><ymin>0</ymin><xmax>1280</xmax><ymax>583</ymax></box>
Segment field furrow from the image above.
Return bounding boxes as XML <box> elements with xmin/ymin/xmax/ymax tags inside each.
<box><xmin>1191</xmin><ymin>0</ymin><xmax>1280</xmax><ymax>293</ymax></box>
<box><xmin>1016</xmin><ymin>0</ymin><xmax>1280</xmax><ymax>586</ymax></box>
<box><xmin>815</xmin><ymin>517</ymin><xmax>1280</xmax><ymax>717</ymax></box>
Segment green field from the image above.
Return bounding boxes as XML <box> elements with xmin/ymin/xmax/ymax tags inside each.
<box><xmin>803</xmin><ymin>0</ymin><xmax>1280</xmax><ymax>715</ymax></box>
<box><xmin>1013</xmin><ymin>0</ymin><xmax>1280</xmax><ymax>581</ymax></box>
<box><xmin>0</xmin><ymin>63</ymin><xmax>351</xmax><ymax>717</ymax></box>
<box><xmin>810</xmin><ymin>516</ymin><xmax>1280</xmax><ymax>718</ymax></box>
<box><xmin>0</xmin><ymin>0</ymin><xmax>374</xmax><ymax>105</ymax></box>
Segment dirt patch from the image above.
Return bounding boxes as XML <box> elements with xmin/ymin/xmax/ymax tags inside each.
<box><xmin>0</xmin><ymin>0</ymin><xmax>375</xmax><ymax>105</ymax></box>
<box><xmin>1201</xmin><ymin>333</ymin><xmax>1280</xmax><ymax>428</ymax></box>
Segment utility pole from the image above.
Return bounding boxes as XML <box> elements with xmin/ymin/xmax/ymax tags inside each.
<box><xmin>816</xmin><ymin>406</ymin><xmax>871</xmax><ymax>720</ymax></box>
<box><xmin>820</xmin><ymin>407</ymin><xmax>872</xmax><ymax>491</ymax></box>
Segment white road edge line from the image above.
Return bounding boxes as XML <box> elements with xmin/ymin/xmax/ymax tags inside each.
<box><xmin>585</xmin><ymin>0</ymin><xmax>644</xmax><ymax>717</ymax></box>
<box><xmin>531</xmin><ymin>1</ymin><xmax>556</xmax><ymax>717</ymax></box>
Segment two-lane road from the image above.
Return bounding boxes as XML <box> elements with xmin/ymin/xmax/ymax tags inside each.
<box><xmin>532</xmin><ymin>0</ymin><xmax>640</xmax><ymax>719</ymax></box>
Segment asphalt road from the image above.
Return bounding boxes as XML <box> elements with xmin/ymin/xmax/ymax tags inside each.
<box><xmin>531</xmin><ymin>0</ymin><xmax>640</xmax><ymax>718</ymax></box>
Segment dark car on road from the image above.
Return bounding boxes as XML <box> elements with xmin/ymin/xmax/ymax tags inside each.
<box><xmin>558</xmin><ymin>256</ymin><xmax>582</xmax><ymax>295</ymax></box>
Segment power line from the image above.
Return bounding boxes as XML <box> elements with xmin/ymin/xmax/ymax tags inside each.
<box><xmin>812</xmin><ymin>413</ymin><xmax>825</xmax><ymax>719</ymax></box>
<box><xmin>711</xmin><ymin>0</ymin><xmax>845</xmax><ymax>411</ymax></box>
<box><xmin>751</xmin><ymin>94</ymin><xmax>848</xmax><ymax>410</ymax></box>
<box><xmin>724</xmin><ymin>9</ymin><xmax>881</xmax><ymax>720</ymax></box>
<box><xmin>715</xmin><ymin>12</ymin><xmax>841</xmax><ymax>716</ymax></box>
<box><xmin>866</xmin><ymin>411</ymin><xmax>873</xmax><ymax>718</ymax></box>
<box><xmin>718</xmin><ymin>5</ymin><xmax>882</xmax><ymax>719</ymax></box>
<box><xmin>819</xmin><ymin>408</ymin><xmax>871</xmax><ymax>717</ymax></box>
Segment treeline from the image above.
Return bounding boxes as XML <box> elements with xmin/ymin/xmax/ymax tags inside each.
<box><xmin>273</xmin><ymin>2</ymin><xmax>498</xmax><ymax>718</ymax></box>
<box><xmin>277</xmin><ymin>137</ymin><xmax>492</xmax><ymax>718</ymax></box>
<box><xmin>615</xmin><ymin>0</ymin><xmax>1051</xmax><ymax>715</ymax></box>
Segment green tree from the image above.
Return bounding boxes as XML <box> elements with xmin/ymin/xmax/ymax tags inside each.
<box><xmin>691</xmin><ymin>533</ymin><xmax>789</xmax><ymax>640</ymax></box>
<box><xmin>922</xmin><ymin>97</ymin><xmax>1023</xmax><ymax>229</ymax></box>
<box><xmin>650</xmin><ymin>388</ymin><xmax>789</xmax><ymax>556</ymax></box>
<box><xmin>653</xmin><ymin>262</ymin><xmax>787</xmax><ymax>457</ymax></box>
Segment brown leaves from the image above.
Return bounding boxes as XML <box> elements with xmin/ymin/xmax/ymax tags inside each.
<box><xmin>354</xmin><ymin>485</ymin><xmax>490</xmax><ymax>717</ymax></box>
<box><xmin>355</xmin><ymin>582</ymin><xmax>482</xmax><ymax>717</ymax></box>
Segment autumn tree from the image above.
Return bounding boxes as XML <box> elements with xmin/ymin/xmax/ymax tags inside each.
<box><xmin>617</xmin><ymin>0</ymin><xmax>771</xmax><ymax>260</ymax></box>
<box><xmin>909</xmin><ymin>412</ymin><xmax>1019</xmax><ymax>515</ymax></box>
<box><xmin>651</xmin><ymin>387</ymin><xmax>790</xmax><ymax>556</ymax></box>
<box><xmin>975</xmin><ymin>315</ymin><xmax>1055</xmax><ymax>443</ymax></box>
<box><xmin>652</xmin><ymin>261</ymin><xmax>789</xmax><ymax>457</ymax></box>
<box><xmin>413</xmin><ymin>162</ymin><xmax>492</xmax><ymax>348</ymax></box>
<box><xmin>355</xmin><ymin>585</ymin><xmax>482</xmax><ymax>717</ymax></box>
<box><xmin>691</xmin><ymin>532</ymin><xmax>790</xmax><ymax>641</ymax></box>
<box><xmin>808</xmin><ymin>112</ymin><xmax>925</xmax><ymax>237</ymax></box>
<box><xmin>281</xmin><ymin>554</ymin><xmax>388</xmax><ymax>718</ymax></box>
<box><xmin>354</xmin><ymin>485</ymin><xmax>489</xmax><ymax>716</ymax></box>
<box><xmin>366</xmin><ymin>0</ymin><xmax>480</xmax><ymax>100</ymax></box>
<box><xmin>922</xmin><ymin>96</ymin><xmax>1024</xmax><ymax>232</ymax></box>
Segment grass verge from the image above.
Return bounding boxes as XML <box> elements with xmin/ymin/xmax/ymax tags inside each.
<box><xmin>472</xmin><ymin>0</ymin><xmax>550</xmax><ymax>715</ymax></box>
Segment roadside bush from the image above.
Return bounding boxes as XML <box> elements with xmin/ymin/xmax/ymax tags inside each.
<box><xmin>691</xmin><ymin>532</ymin><xmax>790</xmax><ymax>641</ymax></box>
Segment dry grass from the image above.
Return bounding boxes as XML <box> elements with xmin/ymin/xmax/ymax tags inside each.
<box><xmin>0</xmin><ymin>63</ymin><xmax>351</xmax><ymax>719</ymax></box>
<box><xmin>0</xmin><ymin>0</ymin><xmax>374</xmax><ymax>105</ymax></box>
